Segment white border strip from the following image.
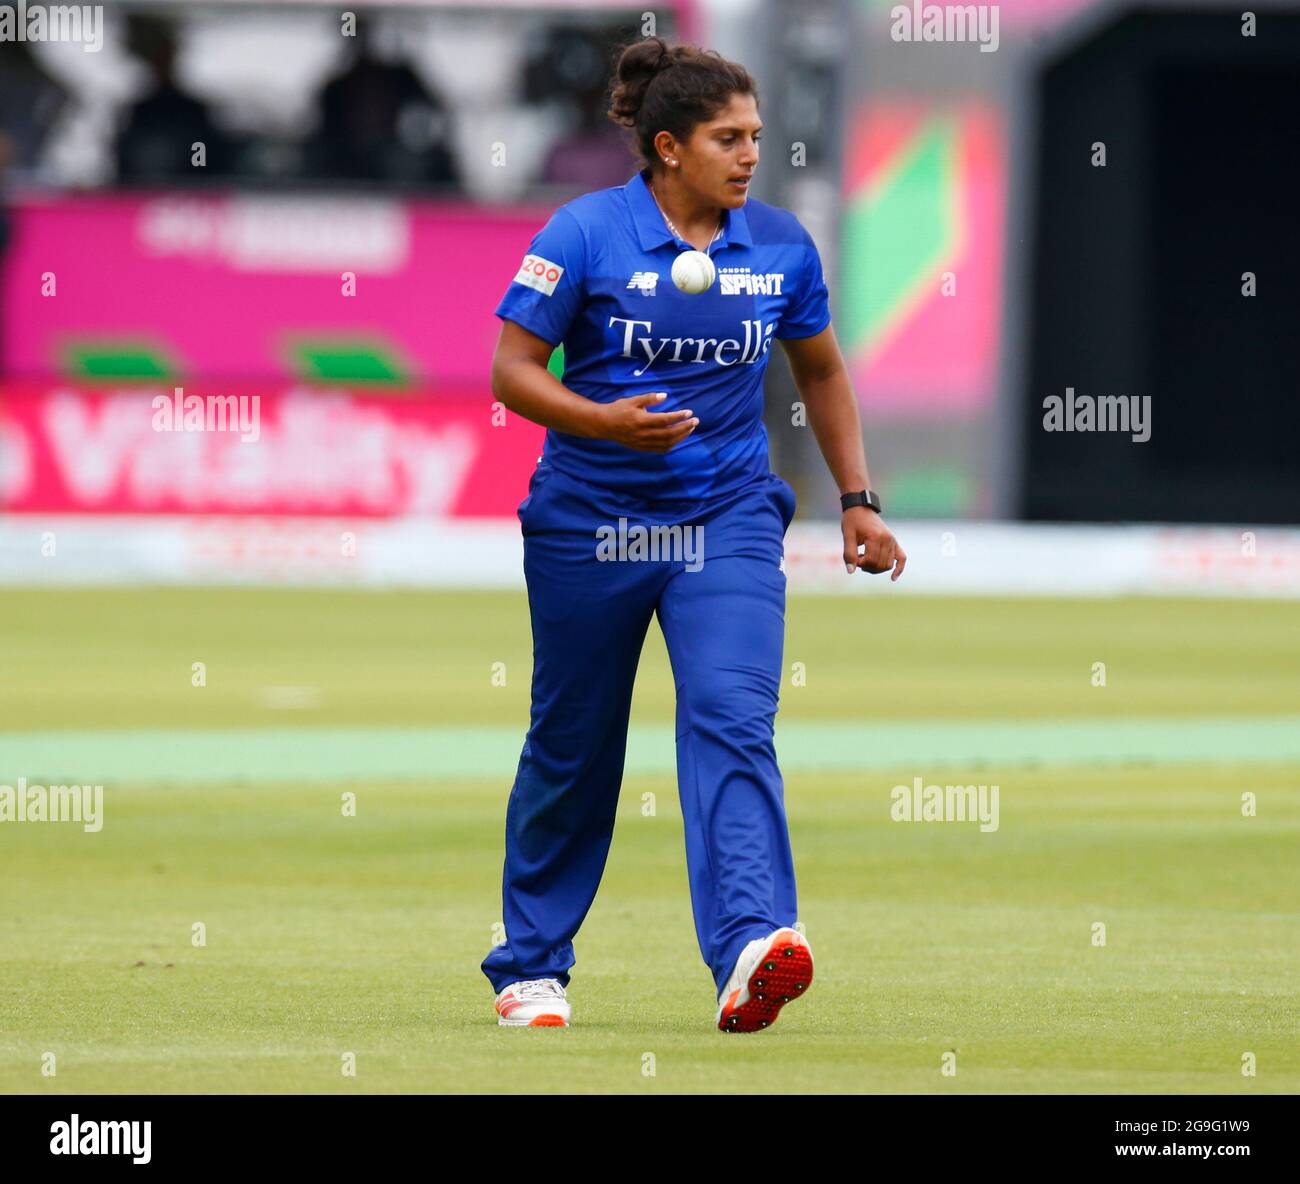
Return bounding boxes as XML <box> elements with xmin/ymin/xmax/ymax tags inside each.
<box><xmin>1</xmin><ymin>515</ymin><xmax>1297</xmax><ymax>596</ymax></box>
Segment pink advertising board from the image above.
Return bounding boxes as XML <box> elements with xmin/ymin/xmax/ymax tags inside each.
<box><xmin>0</xmin><ymin>382</ymin><xmax>545</xmax><ymax>518</ymax></box>
<box><xmin>1</xmin><ymin>191</ymin><xmax>561</xmax><ymax>386</ymax></box>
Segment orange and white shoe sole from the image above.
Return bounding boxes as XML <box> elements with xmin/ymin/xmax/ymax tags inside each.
<box><xmin>495</xmin><ymin>996</ymin><xmax>569</xmax><ymax>1027</ymax></box>
<box><xmin>716</xmin><ymin>929</ymin><xmax>813</xmax><ymax>1034</ymax></box>
<box><xmin>500</xmin><ymin>1013</ymin><xmax>567</xmax><ymax>1027</ymax></box>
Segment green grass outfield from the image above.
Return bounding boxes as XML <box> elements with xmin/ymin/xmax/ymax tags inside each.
<box><xmin>0</xmin><ymin>589</ymin><xmax>1297</xmax><ymax>1094</ymax></box>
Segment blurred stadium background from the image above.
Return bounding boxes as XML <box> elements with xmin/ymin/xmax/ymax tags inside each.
<box><xmin>2</xmin><ymin>0</ymin><xmax>1296</xmax><ymax>591</ymax></box>
<box><xmin>1</xmin><ymin>1</ymin><xmax>1297</xmax><ymax>1094</ymax></box>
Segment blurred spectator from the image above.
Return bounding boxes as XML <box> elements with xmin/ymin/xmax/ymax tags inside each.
<box><xmin>0</xmin><ymin>42</ymin><xmax>69</xmax><ymax>372</ymax></box>
<box><xmin>0</xmin><ymin>41</ymin><xmax>71</xmax><ymax>184</ymax></box>
<box><xmin>540</xmin><ymin>81</ymin><xmax>635</xmax><ymax>191</ymax></box>
<box><xmin>525</xmin><ymin>23</ymin><xmax>637</xmax><ymax>191</ymax></box>
<box><xmin>309</xmin><ymin>18</ymin><xmax>458</xmax><ymax>188</ymax></box>
<box><xmin>115</xmin><ymin>14</ymin><xmax>238</xmax><ymax>185</ymax></box>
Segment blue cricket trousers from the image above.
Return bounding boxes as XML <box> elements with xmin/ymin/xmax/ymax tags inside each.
<box><xmin>480</xmin><ymin>461</ymin><xmax>800</xmax><ymax>999</ymax></box>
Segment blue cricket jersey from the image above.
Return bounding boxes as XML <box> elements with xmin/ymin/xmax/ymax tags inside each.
<box><xmin>494</xmin><ymin>166</ymin><xmax>831</xmax><ymax>506</ymax></box>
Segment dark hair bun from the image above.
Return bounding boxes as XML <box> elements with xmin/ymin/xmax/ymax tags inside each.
<box><xmin>607</xmin><ymin>36</ymin><xmax>675</xmax><ymax>127</ymax></box>
<box><xmin>606</xmin><ymin>36</ymin><xmax>757</xmax><ymax>171</ymax></box>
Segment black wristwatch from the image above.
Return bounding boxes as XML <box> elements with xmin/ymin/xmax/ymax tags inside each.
<box><xmin>840</xmin><ymin>489</ymin><xmax>882</xmax><ymax>514</ymax></box>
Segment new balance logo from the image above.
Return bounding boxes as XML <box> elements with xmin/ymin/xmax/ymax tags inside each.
<box><xmin>626</xmin><ymin>271</ymin><xmax>659</xmax><ymax>295</ymax></box>
<box><xmin>719</xmin><ymin>267</ymin><xmax>785</xmax><ymax>296</ymax></box>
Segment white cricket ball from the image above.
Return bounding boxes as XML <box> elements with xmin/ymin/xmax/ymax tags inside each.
<box><xmin>671</xmin><ymin>250</ymin><xmax>716</xmax><ymax>294</ymax></box>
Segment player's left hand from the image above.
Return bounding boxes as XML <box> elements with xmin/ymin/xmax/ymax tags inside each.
<box><xmin>843</xmin><ymin>507</ymin><xmax>906</xmax><ymax>580</ymax></box>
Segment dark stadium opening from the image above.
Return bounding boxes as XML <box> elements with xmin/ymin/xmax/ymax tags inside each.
<box><xmin>1017</xmin><ymin>8</ymin><xmax>1300</xmax><ymax>524</ymax></box>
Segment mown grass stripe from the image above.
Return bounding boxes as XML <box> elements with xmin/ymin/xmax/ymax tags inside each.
<box><xmin>0</xmin><ymin>716</ymin><xmax>1296</xmax><ymax>785</ymax></box>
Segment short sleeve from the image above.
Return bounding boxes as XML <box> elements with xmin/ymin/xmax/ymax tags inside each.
<box><xmin>494</xmin><ymin>207</ymin><xmax>587</xmax><ymax>347</ymax></box>
<box><xmin>775</xmin><ymin>223</ymin><xmax>832</xmax><ymax>340</ymax></box>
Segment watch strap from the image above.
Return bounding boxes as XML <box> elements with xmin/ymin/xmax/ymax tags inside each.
<box><xmin>840</xmin><ymin>489</ymin><xmax>882</xmax><ymax>514</ymax></box>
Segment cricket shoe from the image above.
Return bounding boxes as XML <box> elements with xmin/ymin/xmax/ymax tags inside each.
<box><xmin>715</xmin><ymin>927</ymin><xmax>813</xmax><ymax>1034</ymax></box>
<box><xmin>494</xmin><ymin>978</ymin><xmax>571</xmax><ymax>1027</ymax></box>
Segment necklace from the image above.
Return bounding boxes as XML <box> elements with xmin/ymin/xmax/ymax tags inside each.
<box><xmin>649</xmin><ymin>180</ymin><xmax>723</xmax><ymax>250</ymax></box>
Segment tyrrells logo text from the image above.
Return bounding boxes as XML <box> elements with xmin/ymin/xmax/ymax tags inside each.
<box><xmin>609</xmin><ymin>316</ymin><xmax>775</xmax><ymax>377</ymax></box>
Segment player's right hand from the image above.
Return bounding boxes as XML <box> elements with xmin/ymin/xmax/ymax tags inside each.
<box><xmin>597</xmin><ymin>392</ymin><xmax>698</xmax><ymax>453</ymax></box>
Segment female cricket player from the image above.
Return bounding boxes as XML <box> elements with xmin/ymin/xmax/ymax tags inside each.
<box><xmin>482</xmin><ymin>36</ymin><xmax>905</xmax><ymax>1033</ymax></box>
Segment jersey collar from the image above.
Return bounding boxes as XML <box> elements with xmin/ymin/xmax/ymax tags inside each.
<box><xmin>626</xmin><ymin>166</ymin><xmax>752</xmax><ymax>253</ymax></box>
